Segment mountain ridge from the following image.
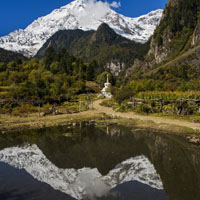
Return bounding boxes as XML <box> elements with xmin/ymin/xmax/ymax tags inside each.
<box><xmin>35</xmin><ymin>23</ymin><xmax>149</xmax><ymax>74</ymax></box>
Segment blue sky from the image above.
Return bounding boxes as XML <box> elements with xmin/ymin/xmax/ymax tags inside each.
<box><xmin>0</xmin><ymin>0</ymin><xmax>168</xmax><ymax>36</ymax></box>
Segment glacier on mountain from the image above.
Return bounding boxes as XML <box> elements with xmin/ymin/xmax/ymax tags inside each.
<box><xmin>0</xmin><ymin>0</ymin><xmax>163</xmax><ymax>57</ymax></box>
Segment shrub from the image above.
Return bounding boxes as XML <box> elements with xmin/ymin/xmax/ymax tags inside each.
<box><xmin>12</xmin><ymin>104</ymin><xmax>37</xmax><ymax>116</ymax></box>
<box><xmin>114</xmin><ymin>87</ymin><xmax>135</xmax><ymax>105</ymax></box>
<box><xmin>136</xmin><ymin>104</ymin><xmax>152</xmax><ymax>114</ymax></box>
<box><xmin>100</xmin><ymin>99</ymin><xmax>116</xmax><ymax>108</ymax></box>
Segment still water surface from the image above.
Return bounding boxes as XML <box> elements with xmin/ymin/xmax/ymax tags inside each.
<box><xmin>0</xmin><ymin>123</ymin><xmax>199</xmax><ymax>200</ymax></box>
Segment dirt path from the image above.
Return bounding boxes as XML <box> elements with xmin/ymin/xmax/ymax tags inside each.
<box><xmin>1</xmin><ymin>99</ymin><xmax>200</xmax><ymax>132</ymax></box>
<box><xmin>93</xmin><ymin>99</ymin><xmax>200</xmax><ymax>131</ymax></box>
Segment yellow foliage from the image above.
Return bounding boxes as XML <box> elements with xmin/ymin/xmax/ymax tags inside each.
<box><xmin>136</xmin><ymin>91</ymin><xmax>200</xmax><ymax>100</ymax></box>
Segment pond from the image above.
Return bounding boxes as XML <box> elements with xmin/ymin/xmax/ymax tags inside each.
<box><xmin>0</xmin><ymin>122</ymin><xmax>200</xmax><ymax>200</ymax></box>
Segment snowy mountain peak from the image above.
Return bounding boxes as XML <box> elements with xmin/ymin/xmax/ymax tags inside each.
<box><xmin>0</xmin><ymin>0</ymin><xmax>163</xmax><ymax>57</ymax></box>
<box><xmin>73</xmin><ymin>0</ymin><xmax>87</xmax><ymax>5</ymax></box>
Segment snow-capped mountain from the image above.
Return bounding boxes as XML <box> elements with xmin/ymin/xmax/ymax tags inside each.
<box><xmin>0</xmin><ymin>0</ymin><xmax>163</xmax><ymax>57</ymax></box>
<box><xmin>0</xmin><ymin>144</ymin><xmax>163</xmax><ymax>200</ymax></box>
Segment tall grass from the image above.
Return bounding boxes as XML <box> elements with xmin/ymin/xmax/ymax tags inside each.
<box><xmin>135</xmin><ymin>91</ymin><xmax>200</xmax><ymax>100</ymax></box>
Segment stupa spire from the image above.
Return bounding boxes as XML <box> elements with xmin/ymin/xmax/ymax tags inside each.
<box><xmin>107</xmin><ymin>74</ymin><xmax>109</xmax><ymax>83</ymax></box>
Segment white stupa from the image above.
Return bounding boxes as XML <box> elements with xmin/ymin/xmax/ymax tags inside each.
<box><xmin>101</xmin><ymin>74</ymin><xmax>112</xmax><ymax>98</ymax></box>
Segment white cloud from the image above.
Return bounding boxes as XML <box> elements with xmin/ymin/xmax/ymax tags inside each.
<box><xmin>71</xmin><ymin>0</ymin><xmax>121</xmax><ymax>28</ymax></box>
<box><xmin>72</xmin><ymin>0</ymin><xmax>110</xmax><ymax>28</ymax></box>
<box><xmin>110</xmin><ymin>1</ymin><xmax>121</xmax><ymax>8</ymax></box>
<box><xmin>75</xmin><ymin>170</ymin><xmax>110</xmax><ymax>199</ymax></box>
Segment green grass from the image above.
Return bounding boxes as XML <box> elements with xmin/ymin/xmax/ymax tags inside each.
<box><xmin>149</xmin><ymin>113</ymin><xmax>200</xmax><ymax>122</ymax></box>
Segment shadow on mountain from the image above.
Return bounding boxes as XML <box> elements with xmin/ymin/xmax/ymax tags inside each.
<box><xmin>96</xmin><ymin>181</ymin><xmax>168</xmax><ymax>200</ymax></box>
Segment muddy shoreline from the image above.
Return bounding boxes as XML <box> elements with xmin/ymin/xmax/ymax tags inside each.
<box><xmin>1</xmin><ymin>111</ymin><xmax>200</xmax><ymax>147</ymax></box>
<box><xmin>1</xmin><ymin>99</ymin><xmax>200</xmax><ymax>146</ymax></box>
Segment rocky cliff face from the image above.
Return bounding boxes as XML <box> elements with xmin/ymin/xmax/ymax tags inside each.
<box><xmin>147</xmin><ymin>1</ymin><xmax>176</xmax><ymax>65</ymax></box>
<box><xmin>105</xmin><ymin>61</ymin><xmax>125</xmax><ymax>76</ymax></box>
<box><xmin>148</xmin><ymin>29</ymin><xmax>173</xmax><ymax>64</ymax></box>
<box><xmin>192</xmin><ymin>19</ymin><xmax>200</xmax><ymax>45</ymax></box>
<box><xmin>147</xmin><ymin>0</ymin><xmax>200</xmax><ymax>66</ymax></box>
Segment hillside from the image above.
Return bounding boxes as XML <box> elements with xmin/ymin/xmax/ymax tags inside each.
<box><xmin>0</xmin><ymin>48</ymin><xmax>103</xmax><ymax>103</ymax></box>
<box><xmin>136</xmin><ymin>44</ymin><xmax>200</xmax><ymax>90</ymax></box>
<box><xmin>125</xmin><ymin>0</ymin><xmax>200</xmax><ymax>87</ymax></box>
<box><xmin>36</xmin><ymin>23</ymin><xmax>150</xmax><ymax>74</ymax></box>
<box><xmin>0</xmin><ymin>48</ymin><xmax>26</xmax><ymax>63</ymax></box>
<box><xmin>148</xmin><ymin>0</ymin><xmax>200</xmax><ymax>65</ymax></box>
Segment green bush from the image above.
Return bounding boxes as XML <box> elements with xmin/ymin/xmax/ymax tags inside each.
<box><xmin>136</xmin><ymin>104</ymin><xmax>152</xmax><ymax>114</ymax></box>
<box><xmin>114</xmin><ymin>87</ymin><xmax>135</xmax><ymax>105</ymax></box>
<box><xmin>12</xmin><ymin>104</ymin><xmax>37</xmax><ymax>116</ymax></box>
<box><xmin>100</xmin><ymin>99</ymin><xmax>115</xmax><ymax>108</ymax></box>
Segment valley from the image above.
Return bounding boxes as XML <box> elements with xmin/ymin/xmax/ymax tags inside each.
<box><xmin>0</xmin><ymin>0</ymin><xmax>200</xmax><ymax>199</ymax></box>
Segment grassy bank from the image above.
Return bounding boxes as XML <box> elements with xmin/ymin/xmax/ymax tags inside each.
<box><xmin>110</xmin><ymin>118</ymin><xmax>200</xmax><ymax>136</ymax></box>
<box><xmin>0</xmin><ymin>111</ymin><xmax>102</xmax><ymax>132</ymax></box>
<box><xmin>1</xmin><ymin>110</ymin><xmax>200</xmax><ymax>137</ymax></box>
<box><xmin>1</xmin><ymin>99</ymin><xmax>200</xmax><ymax>138</ymax></box>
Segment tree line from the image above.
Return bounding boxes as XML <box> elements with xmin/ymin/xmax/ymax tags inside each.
<box><xmin>0</xmin><ymin>47</ymin><xmax>111</xmax><ymax>103</ymax></box>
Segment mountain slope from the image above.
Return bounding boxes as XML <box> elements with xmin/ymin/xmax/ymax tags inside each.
<box><xmin>148</xmin><ymin>0</ymin><xmax>200</xmax><ymax>65</ymax></box>
<box><xmin>36</xmin><ymin>23</ymin><xmax>149</xmax><ymax>70</ymax></box>
<box><xmin>128</xmin><ymin>0</ymin><xmax>200</xmax><ymax>71</ymax></box>
<box><xmin>0</xmin><ymin>0</ymin><xmax>162</xmax><ymax>57</ymax></box>
<box><xmin>141</xmin><ymin>44</ymin><xmax>200</xmax><ymax>84</ymax></box>
<box><xmin>125</xmin><ymin>0</ymin><xmax>200</xmax><ymax>91</ymax></box>
<box><xmin>0</xmin><ymin>48</ymin><xmax>26</xmax><ymax>63</ymax></box>
<box><xmin>36</xmin><ymin>29</ymin><xmax>93</xmax><ymax>59</ymax></box>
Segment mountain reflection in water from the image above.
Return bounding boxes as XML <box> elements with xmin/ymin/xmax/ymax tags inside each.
<box><xmin>0</xmin><ymin>123</ymin><xmax>199</xmax><ymax>200</ymax></box>
<box><xmin>0</xmin><ymin>144</ymin><xmax>164</xmax><ymax>199</ymax></box>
